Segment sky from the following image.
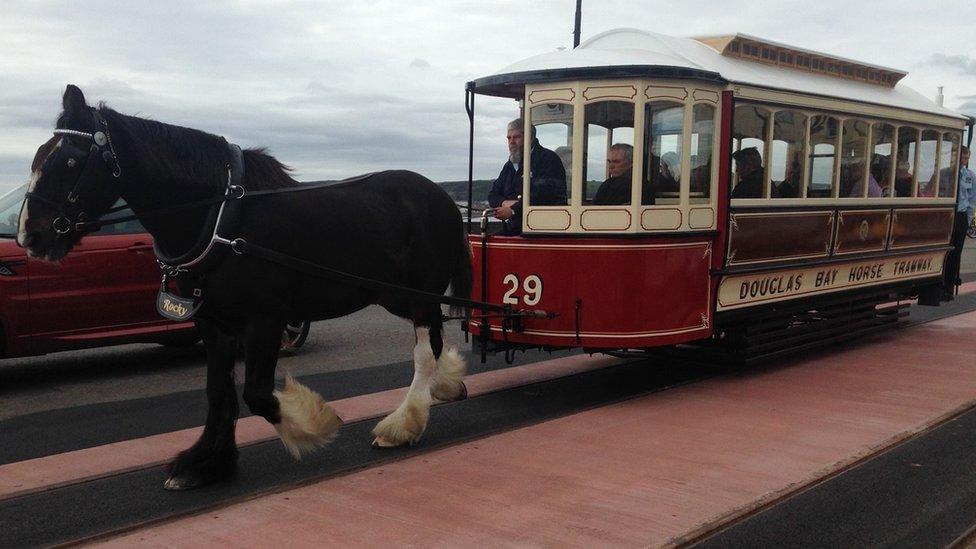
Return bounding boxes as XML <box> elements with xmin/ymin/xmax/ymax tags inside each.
<box><xmin>3</xmin><ymin>0</ymin><xmax>976</xmax><ymax>195</ymax></box>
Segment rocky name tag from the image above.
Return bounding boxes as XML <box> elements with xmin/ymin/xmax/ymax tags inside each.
<box><xmin>157</xmin><ymin>290</ymin><xmax>201</xmax><ymax>321</ymax></box>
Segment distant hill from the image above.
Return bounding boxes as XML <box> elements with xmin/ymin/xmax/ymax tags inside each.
<box><xmin>300</xmin><ymin>178</ymin><xmax>493</xmax><ymax>206</ymax></box>
<box><xmin>438</xmin><ymin>179</ymin><xmax>492</xmax><ymax>205</ymax></box>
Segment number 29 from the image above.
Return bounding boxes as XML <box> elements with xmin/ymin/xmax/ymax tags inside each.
<box><xmin>502</xmin><ymin>274</ymin><xmax>543</xmax><ymax>306</ymax></box>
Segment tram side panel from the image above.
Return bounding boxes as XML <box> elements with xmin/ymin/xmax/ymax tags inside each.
<box><xmin>469</xmin><ymin>235</ymin><xmax>714</xmax><ymax>350</ymax></box>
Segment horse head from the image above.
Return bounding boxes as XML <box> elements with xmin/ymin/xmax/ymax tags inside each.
<box><xmin>17</xmin><ymin>85</ymin><xmax>124</xmax><ymax>261</ymax></box>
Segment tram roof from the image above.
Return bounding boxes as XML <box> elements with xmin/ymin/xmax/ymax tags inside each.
<box><xmin>469</xmin><ymin>28</ymin><xmax>965</xmax><ymax>121</ymax></box>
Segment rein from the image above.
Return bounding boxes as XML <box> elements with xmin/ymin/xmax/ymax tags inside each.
<box><xmin>28</xmin><ymin>120</ymin><xmax>542</xmax><ymax>322</ymax></box>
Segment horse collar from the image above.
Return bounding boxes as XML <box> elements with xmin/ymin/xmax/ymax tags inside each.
<box><xmin>154</xmin><ymin>143</ymin><xmax>244</xmax><ymax>321</ymax></box>
<box><xmin>155</xmin><ymin>142</ymin><xmax>245</xmax><ymax>277</ymax></box>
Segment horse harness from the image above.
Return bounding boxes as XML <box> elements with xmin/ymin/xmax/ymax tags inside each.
<box><xmin>23</xmin><ymin>112</ymin><xmax>122</xmax><ymax>236</ymax></box>
<box><xmin>27</xmin><ymin>121</ymin><xmax>552</xmax><ymax>330</ymax></box>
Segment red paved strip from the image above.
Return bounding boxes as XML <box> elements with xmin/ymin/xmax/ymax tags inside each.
<box><xmin>96</xmin><ymin>310</ymin><xmax>976</xmax><ymax>547</ymax></box>
<box><xmin>0</xmin><ymin>354</ymin><xmax>623</xmax><ymax>501</ymax></box>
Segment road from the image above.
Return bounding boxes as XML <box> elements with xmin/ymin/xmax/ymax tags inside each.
<box><xmin>0</xmin><ymin>307</ymin><xmax>480</xmax><ymax>421</ymax></box>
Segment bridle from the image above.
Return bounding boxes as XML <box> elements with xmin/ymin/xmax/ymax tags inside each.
<box><xmin>23</xmin><ymin>111</ymin><xmax>122</xmax><ymax>236</ymax></box>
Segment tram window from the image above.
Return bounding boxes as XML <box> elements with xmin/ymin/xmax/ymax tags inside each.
<box><xmin>645</xmin><ymin>101</ymin><xmax>684</xmax><ymax>205</ymax></box>
<box><xmin>939</xmin><ymin>132</ymin><xmax>960</xmax><ymax>198</ymax></box>
<box><xmin>583</xmin><ymin>101</ymin><xmax>634</xmax><ymax>204</ymax></box>
<box><xmin>732</xmin><ymin>105</ymin><xmax>769</xmax><ymax>199</ymax></box>
<box><xmin>895</xmin><ymin>127</ymin><xmax>918</xmax><ymax>197</ymax></box>
<box><xmin>839</xmin><ymin>119</ymin><xmax>869</xmax><ymax>198</ymax></box>
<box><xmin>771</xmin><ymin>110</ymin><xmax>806</xmax><ymax>199</ymax></box>
<box><xmin>916</xmin><ymin>129</ymin><xmax>939</xmax><ymax>197</ymax></box>
<box><xmin>871</xmin><ymin>122</ymin><xmax>895</xmax><ymax>196</ymax></box>
<box><xmin>529</xmin><ymin>103</ymin><xmax>574</xmax><ymax>205</ymax></box>
<box><xmin>807</xmin><ymin>115</ymin><xmax>838</xmax><ymax>198</ymax></box>
<box><xmin>689</xmin><ymin>104</ymin><xmax>714</xmax><ymax>203</ymax></box>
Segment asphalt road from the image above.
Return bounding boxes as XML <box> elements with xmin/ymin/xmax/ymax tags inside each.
<box><xmin>0</xmin><ymin>306</ymin><xmax>479</xmax><ymax>421</ymax></box>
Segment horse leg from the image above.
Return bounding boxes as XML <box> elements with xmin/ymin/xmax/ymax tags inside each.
<box><xmin>164</xmin><ymin>318</ymin><xmax>239</xmax><ymax>490</ymax></box>
<box><xmin>372</xmin><ymin>324</ymin><xmax>436</xmax><ymax>447</ymax></box>
<box><xmin>429</xmin><ymin>321</ymin><xmax>468</xmax><ymax>403</ymax></box>
<box><xmin>240</xmin><ymin>315</ymin><xmax>341</xmax><ymax>459</ymax></box>
<box><xmin>372</xmin><ymin>311</ymin><xmax>466</xmax><ymax>447</ymax></box>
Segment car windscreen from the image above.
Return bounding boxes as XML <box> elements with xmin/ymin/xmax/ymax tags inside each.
<box><xmin>0</xmin><ymin>185</ymin><xmax>26</xmax><ymax>238</ymax></box>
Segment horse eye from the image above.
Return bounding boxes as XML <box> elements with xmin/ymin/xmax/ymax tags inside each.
<box><xmin>67</xmin><ymin>158</ymin><xmax>77</xmax><ymax>168</ymax></box>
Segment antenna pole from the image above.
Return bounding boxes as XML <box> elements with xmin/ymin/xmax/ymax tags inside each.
<box><xmin>573</xmin><ymin>0</ymin><xmax>582</xmax><ymax>48</ymax></box>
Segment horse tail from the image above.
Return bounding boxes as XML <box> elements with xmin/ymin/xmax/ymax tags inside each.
<box><xmin>449</xmin><ymin>225</ymin><xmax>473</xmax><ymax>319</ymax></box>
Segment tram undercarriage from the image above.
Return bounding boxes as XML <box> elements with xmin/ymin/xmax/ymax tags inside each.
<box><xmin>474</xmin><ymin>278</ymin><xmax>943</xmax><ymax>368</ymax></box>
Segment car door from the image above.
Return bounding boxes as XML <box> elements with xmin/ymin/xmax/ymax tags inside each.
<box><xmin>0</xmin><ymin>185</ymin><xmax>32</xmax><ymax>356</ymax></box>
<box><xmin>27</xmin><ymin>208</ymin><xmax>165</xmax><ymax>346</ymax></box>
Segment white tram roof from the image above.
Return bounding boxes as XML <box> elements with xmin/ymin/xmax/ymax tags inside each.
<box><xmin>470</xmin><ymin>28</ymin><xmax>965</xmax><ymax>121</ymax></box>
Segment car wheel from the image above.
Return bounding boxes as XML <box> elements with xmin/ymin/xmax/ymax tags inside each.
<box><xmin>280</xmin><ymin>320</ymin><xmax>310</xmax><ymax>353</ymax></box>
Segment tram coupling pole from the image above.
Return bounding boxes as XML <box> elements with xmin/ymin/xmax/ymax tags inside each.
<box><xmin>518</xmin><ymin>309</ymin><xmax>559</xmax><ymax>320</ymax></box>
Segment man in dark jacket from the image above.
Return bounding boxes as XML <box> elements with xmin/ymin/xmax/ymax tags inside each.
<box><xmin>488</xmin><ymin>118</ymin><xmax>567</xmax><ymax>235</ymax></box>
<box><xmin>730</xmin><ymin>147</ymin><xmax>770</xmax><ymax>199</ymax></box>
<box><xmin>592</xmin><ymin>143</ymin><xmax>654</xmax><ymax>205</ymax></box>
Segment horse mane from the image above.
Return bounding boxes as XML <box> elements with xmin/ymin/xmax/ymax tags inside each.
<box><xmin>97</xmin><ymin>104</ymin><xmax>298</xmax><ymax>192</ymax></box>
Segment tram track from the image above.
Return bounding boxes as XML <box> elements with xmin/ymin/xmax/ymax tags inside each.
<box><xmin>2</xmin><ymin>289</ymin><xmax>974</xmax><ymax>546</ymax></box>
<box><xmin>1</xmin><ymin>352</ymin><xmax>719</xmax><ymax>547</ymax></box>
<box><xmin>676</xmin><ymin>288</ymin><xmax>976</xmax><ymax>548</ymax></box>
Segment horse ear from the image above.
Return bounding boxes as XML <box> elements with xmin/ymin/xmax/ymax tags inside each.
<box><xmin>62</xmin><ymin>84</ymin><xmax>88</xmax><ymax>113</ymax></box>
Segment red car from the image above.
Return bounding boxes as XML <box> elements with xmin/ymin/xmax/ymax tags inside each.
<box><xmin>0</xmin><ymin>185</ymin><xmax>308</xmax><ymax>358</ymax></box>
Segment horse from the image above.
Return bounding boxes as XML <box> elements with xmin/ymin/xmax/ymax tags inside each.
<box><xmin>17</xmin><ymin>85</ymin><xmax>472</xmax><ymax>490</ymax></box>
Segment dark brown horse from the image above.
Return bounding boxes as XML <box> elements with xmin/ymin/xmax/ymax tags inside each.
<box><xmin>18</xmin><ymin>85</ymin><xmax>471</xmax><ymax>490</ymax></box>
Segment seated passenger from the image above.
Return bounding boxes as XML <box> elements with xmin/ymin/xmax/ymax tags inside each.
<box><xmin>592</xmin><ymin>144</ymin><xmax>654</xmax><ymax>205</ymax></box>
<box><xmin>840</xmin><ymin>161</ymin><xmax>882</xmax><ymax>197</ymax></box>
<box><xmin>488</xmin><ymin>118</ymin><xmax>567</xmax><ymax>235</ymax></box>
<box><xmin>894</xmin><ymin>160</ymin><xmax>913</xmax><ymax>197</ymax></box>
<box><xmin>777</xmin><ymin>159</ymin><xmax>802</xmax><ymax>198</ymax></box>
<box><xmin>870</xmin><ymin>155</ymin><xmax>892</xmax><ymax>197</ymax></box>
<box><xmin>657</xmin><ymin>151</ymin><xmax>680</xmax><ymax>194</ymax></box>
<box><xmin>731</xmin><ymin>147</ymin><xmax>770</xmax><ymax>199</ymax></box>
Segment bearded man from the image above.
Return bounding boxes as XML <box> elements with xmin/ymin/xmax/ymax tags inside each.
<box><xmin>487</xmin><ymin>118</ymin><xmax>566</xmax><ymax>235</ymax></box>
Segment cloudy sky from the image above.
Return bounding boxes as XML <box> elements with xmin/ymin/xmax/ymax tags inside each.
<box><xmin>2</xmin><ymin>0</ymin><xmax>976</xmax><ymax>195</ymax></box>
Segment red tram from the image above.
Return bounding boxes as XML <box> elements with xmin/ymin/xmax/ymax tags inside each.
<box><xmin>464</xmin><ymin>29</ymin><xmax>971</xmax><ymax>360</ymax></box>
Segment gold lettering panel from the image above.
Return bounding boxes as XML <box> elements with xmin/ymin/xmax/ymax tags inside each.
<box><xmin>717</xmin><ymin>251</ymin><xmax>944</xmax><ymax>310</ymax></box>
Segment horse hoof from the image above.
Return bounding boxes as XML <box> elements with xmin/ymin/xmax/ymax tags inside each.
<box><xmin>371</xmin><ymin>436</ymin><xmax>408</xmax><ymax>449</ymax></box>
<box><xmin>456</xmin><ymin>381</ymin><xmax>468</xmax><ymax>401</ymax></box>
<box><xmin>164</xmin><ymin>476</ymin><xmax>200</xmax><ymax>491</ymax></box>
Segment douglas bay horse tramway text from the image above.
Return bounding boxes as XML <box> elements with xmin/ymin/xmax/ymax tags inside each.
<box><xmin>16</xmin><ymin>85</ymin><xmax>474</xmax><ymax>491</ymax></box>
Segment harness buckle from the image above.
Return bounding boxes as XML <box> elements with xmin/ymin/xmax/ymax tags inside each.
<box><xmin>228</xmin><ymin>185</ymin><xmax>245</xmax><ymax>199</ymax></box>
<box><xmin>52</xmin><ymin>217</ymin><xmax>72</xmax><ymax>235</ymax></box>
<box><xmin>230</xmin><ymin>238</ymin><xmax>246</xmax><ymax>254</ymax></box>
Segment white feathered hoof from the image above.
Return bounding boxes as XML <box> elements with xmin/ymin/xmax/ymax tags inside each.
<box><xmin>371</xmin><ymin>398</ymin><xmax>428</xmax><ymax>449</ymax></box>
<box><xmin>430</xmin><ymin>347</ymin><xmax>468</xmax><ymax>402</ymax></box>
<box><xmin>273</xmin><ymin>375</ymin><xmax>343</xmax><ymax>459</ymax></box>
